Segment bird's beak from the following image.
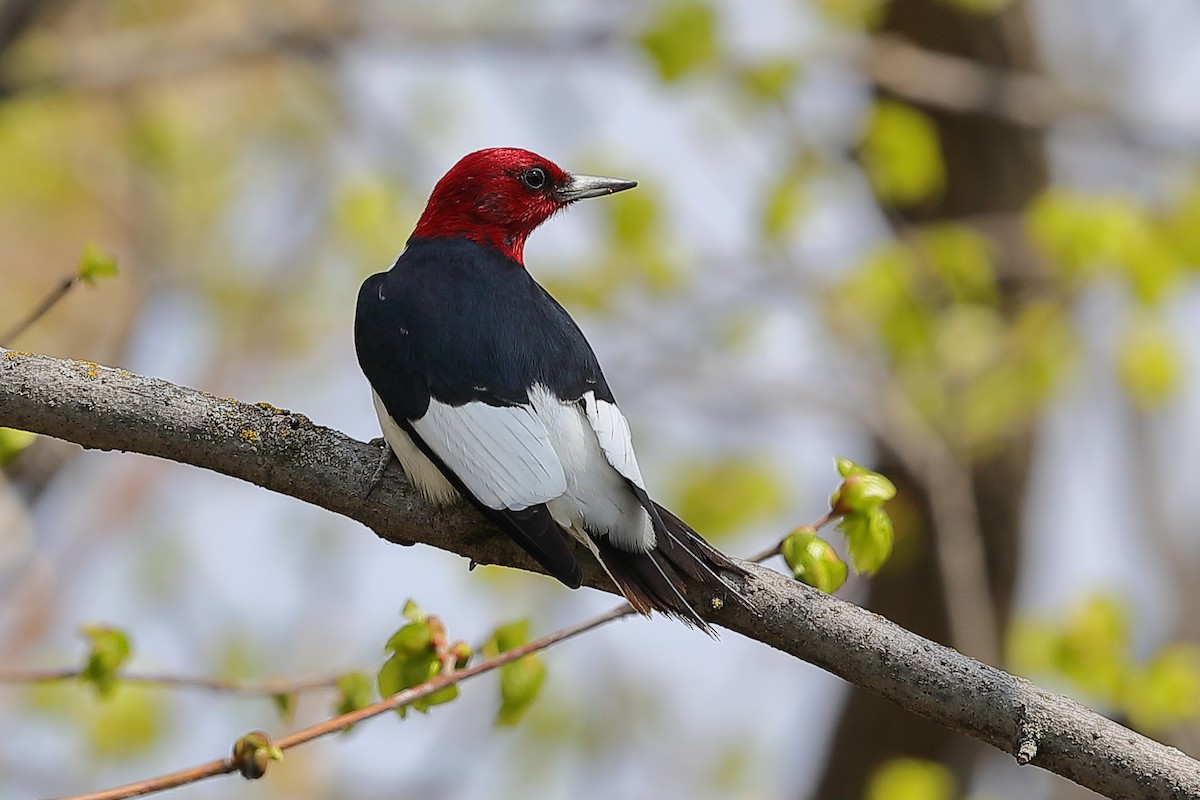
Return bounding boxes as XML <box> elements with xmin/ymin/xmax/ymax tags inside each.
<box><xmin>554</xmin><ymin>173</ymin><xmax>638</xmax><ymax>203</ymax></box>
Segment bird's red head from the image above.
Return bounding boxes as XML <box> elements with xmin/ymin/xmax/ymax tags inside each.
<box><xmin>410</xmin><ymin>148</ymin><xmax>637</xmax><ymax>264</ymax></box>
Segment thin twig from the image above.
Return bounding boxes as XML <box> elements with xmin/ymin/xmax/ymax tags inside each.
<box><xmin>1</xmin><ymin>275</ymin><xmax>80</xmax><ymax>346</ymax></box>
<box><xmin>53</xmin><ymin>759</ymin><xmax>235</xmax><ymax>800</ymax></box>
<box><xmin>55</xmin><ymin>603</ymin><xmax>634</xmax><ymax>800</ymax></box>
<box><xmin>48</xmin><ymin>524</ymin><xmax>820</xmax><ymax>800</ymax></box>
<box><xmin>0</xmin><ymin>668</ymin><xmax>339</xmax><ymax>696</ymax></box>
<box><xmin>274</xmin><ymin>603</ymin><xmax>632</xmax><ymax>751</ymax></box>
<box><xmin>744</xmin><ymin>510</ymin><xmax>838</xmax><ymax>564</ymax></box>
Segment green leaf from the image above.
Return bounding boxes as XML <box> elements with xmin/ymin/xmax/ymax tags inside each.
<box><xmin>0</xmin><ymin>95</ymin><xmax>94</xmax><ymax>211</ymax></box>
<box><xmin>915</xmin><ymin>223</ymin><xmax>998</xmax><ymax>304</ymax></box>
<box><xmin>639</xmin><ymin>0</ymin><xmax>719</xmax><ymax>82</ymax></box>
<box><xmin>1006</xmin><ymin>618</ymin><xmax>1060</xmax><ymax>676</ymax></box>
<box><xmin>377</xmin><ymin>650</ymin><xmax>455</xmax><ymax>718</ymax></box>
<box><xmin>402</xmin><ymin>653</ymin><xmax>440</xmax><ymax>697</ymax></box>
<box><xmin>761</xmin><ymin>169</ymin><xmax>810</xmax><ymax>242</ymax></box>
<box><xmin>607</xmin><ymin>188</ymin><xmax>661</xmax><ymax>251</ymax></box>
<box><xmin>78</xmin><ymin>244</ymin><xmax>118</xmax><ymax>285</ymax></box>
<box><xmin>1025</xmin><ymin>190</ymin><xmax>1173</xmax><ymax>295</ymax></box>
<box><xmin>0</xmin><ymin>427</ymin><xmax>36</xmax><ymax>468</ymax></box>
<box><xmin>376</xmin><ymin>653</ymin><xmax>407</xmax><ymax>705</ymax></box>
<box><xmin>271</xmin><ymin>692</ymin><xmax>297</xmax><ymax>723</ymax></box>
<box><xmin>830</xmin><ymin>473</ymin><xmax>897</xmax><ymax>513</ymax></box>
<box><xmin>484</xmin><ymin>620</ymin><xmax>545</xmax><ymax>726</ymax></box>
<box><xmin>86</xmin><ymin>686</ymin><xmax>165</xmax><ymax>759</ymax></box>
<box><xmin>830</xmin><ymin>459</ymin><xmax>896</xmax><ymax>515</ymax></box>
<box><xmin>671</xmin><ymin>457</ymin><xmax>785</xmax><ymax>540</ymax></box>
<box><xmin>813</xmin><ymin>0</ymin><xmax>889</xmax><ymax>28</ymax></box>
<box><xmin>1116</xmin><ymin>316</ymin><xmax>1180</xmax><ymax>409</ymax></box>
<box><xmin>413</xmin><ymin>681</ymin><xmax>460</xmax><ymax>713</ymax></box>
<box><xmin>497</xmin><ymin>653</ymin><xmax>546</xmax><ymax>726</ymax></box>
<box><xmin>400</xmin><ymin>598</ymin><xmax>426</xmax><ymax>623</ymax></box>
<box><xmin>334</xmin><ymin>179</ymin><xmax>412</xmax><ymax>266</ymax></box>
<box><xmin>1009</xmin><ymin>595</ymin><xmax>1129</xmax><ymax>701</ymax></box>
<box><xmin>839</xmin><ymin>507</ymin><xmax>894</xmax><ymax>576</ymax></box>
<box><xmin>826</xmin><ymin>243</ymin><xmax>934</xmax><ymax>361</ymax></box>
<box><xmin>835</xmin><ymin>456</ymin><xmax>862</xmax><ymax>478</ymax></box>
<box><xmin>1026</xmin><ymin>190</ymin><xmax>1106</xmax><ymax>276</ymax></box>
<box><xmin>933</xmin><ymin>303</ymin><xmax>1005</xmax><ymax>383</ymax></box>
<box><xmin>335</xmin><ymin>672</ymin><xmax>374</xmax><ymax>713</ymax></box>
<box><xmin>739</xmin><ymin>59</ymin><xmax>801</xmax><ymax>105</ymax></box>
<box><xmin>333</xmin><ymin>672</ymin><xmax>375</xmax><ymax>720</ymax></box>
<box><xmin>860</xmin><ymin>100</ymin><xmax>945</xmax><ymax>207</ymax></box>
<box><xmin>385</xmin><ymin>621</ymin><xmax>433</xmax><ymax>657</ymax></box>
<box><xmin>375</xmin><ymin>602</ymin><xmax>460</xmax><ymax>717</ymax></box>
<box><xmin>1164</xmin><ymin>178</ymin><xmax>1200</xmax><ymax>264</ymax></box>
<box><xmin>866</xmin><ymin>758</ymin><xmax>955</xmax><ymax>800</ymax></box>
<box><xmin>1124</xmin><ymin>645</ymin><xmax>1200</xmax><ymax>733</ymax></box>
<box><xmin>780</xmin><ymin>531</ymin><xmax>848</xmax><ymax>593</ymax></box>
<box><xmin>79</xmin><ymin>625</ymin><xmax>132</xmax><ymax>698</ymax></box>
<box><xmin>484</xmin><ymin>620</ymin><xmax>531</xmax><ymax>658</ymax></box>
<box><xmin>1055</xmin><ymin>595</ymin><xmax>1130</xmax><ymax>700</ymax></box>
<box><xmin>954</xmin><ymin>300</ymin><xmax>1076</xmax><ymax>450</ymax></box>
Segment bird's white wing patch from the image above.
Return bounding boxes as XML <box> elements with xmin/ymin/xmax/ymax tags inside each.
<box><xmin>583</xmin><ymin>392</ymin><xmax>645</xmax><ymax>489</ymax></box>
<box><xmin>411</xmin><ymin>399</ymin><xmax>567</xmax><ymax>511</ymax></box>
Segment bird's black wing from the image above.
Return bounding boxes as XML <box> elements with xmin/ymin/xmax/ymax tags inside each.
<box><xmin>355</xmin><ymin>242</ymin><xmax>589</xmax><ymax>587</ymax></box>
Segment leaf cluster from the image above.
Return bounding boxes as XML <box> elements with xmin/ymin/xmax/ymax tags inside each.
<box><xmin>376</xmin><ymin>600</ymin><xmax>468</xmax><ymax>719</ymax></box>
<box><xmin>781</xmin><ymin>458</ymin><xmax>896</xmax><ymax>593</ymax></box>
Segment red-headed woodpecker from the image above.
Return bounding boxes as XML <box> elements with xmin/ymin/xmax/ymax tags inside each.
<box><xmin>355</xmin><ymin>148</ymin><xmax>748</xmax><ymax>630</ymax></box>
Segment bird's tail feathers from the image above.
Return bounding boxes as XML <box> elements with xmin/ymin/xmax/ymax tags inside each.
<box><xmin>593</xmin><ymin>503</ymin><xmax>753</xmax><ymax>637</ymax></box>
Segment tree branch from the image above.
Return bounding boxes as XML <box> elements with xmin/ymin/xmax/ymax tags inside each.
<box><xmin>0</xmin><ymin>667</ymin><xmax>338</xmax><ymax>696</ymax></box>
<box><xmin>59</xmin><ymin>603</ymin><xmax>632</xmax><ymax>800</ymax></box>
<box><xmin>861</xmin><ymin>33</ymin><xmax>1076</xmax><ymax>128</ymax></box>
<box><xmin>1</xmin><ymin>273</ymin><xmax>86</xmax><ymax>346</ymax></box>
<box><xmin>2</xmin><ymin>347</ymin><xmax>1198</xmax><ymax>800</ymax></box>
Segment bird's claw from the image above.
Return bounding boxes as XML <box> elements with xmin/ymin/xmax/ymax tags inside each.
<box><xmin>364</xmin><ymin>438</ymin><xmax>394</xmax><ymax>500</ymax></box>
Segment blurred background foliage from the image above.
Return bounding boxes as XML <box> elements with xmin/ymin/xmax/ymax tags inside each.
<box><xmin>2</xmin><ymin>0</ymin><xmax>1200</xmax><ymax>798</ymax></box>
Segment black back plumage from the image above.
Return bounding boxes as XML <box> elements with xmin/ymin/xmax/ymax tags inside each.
<box><xmin>356</xmin><ymin>237</ymin><xmax>750</xmax><ymax>627</ymax></box>
<box><xmin>356</xmin><ymin>238</ymin><xmax>610</xmax><ymax>587</ymax></box>
<box><xmin>356</xmin><ymin>238</ymin><xmax>614</xmax><ymax>413</ymax></box>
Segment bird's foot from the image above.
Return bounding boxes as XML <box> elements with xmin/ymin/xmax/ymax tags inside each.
<box><xmin>364</xmin><ymin>437</ymin><xmax>394</xmax><ymax>500</ymax></box>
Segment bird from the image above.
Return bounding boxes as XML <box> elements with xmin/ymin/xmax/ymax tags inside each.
<box><xmin>354</xmin><ymin>147</ymin><xmax>750</xmax><ymax>631</ymax></box>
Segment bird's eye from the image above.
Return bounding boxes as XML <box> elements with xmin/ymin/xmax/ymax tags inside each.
<box><xmin>520</xmin><ymin>167</ymin><xmax>547</xmax><ymax>190</ymax></box>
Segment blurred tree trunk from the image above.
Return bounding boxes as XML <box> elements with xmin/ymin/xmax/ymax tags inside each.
<box><xmin>811</xmin><ymin>2</ymin><xmax>1048</xmax><ymax>798</ymax></box>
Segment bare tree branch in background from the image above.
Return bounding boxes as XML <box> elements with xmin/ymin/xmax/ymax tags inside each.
<box><xmin>3</xmin><ymin>1</ymin><xmax>1197</xmax><ymax>157</ymax></box>
<box><xmin>1</xmin><ymin>347</ymin><xmax>1199</xmax><ymax>800</ymax></box>
<box><xmin>0</xmin><ymin>667</ymin><xmax>339</xmax><ymax>697</ymax></box>
<box><xmin>0</xmin><ymin>272</ymin><xmax>86</xmax><ymax>345</ymax></box>
<box><xmin>861</xmin><ymin>34</ymin><xmax>1084</xmax><ymax>129</ymax></box>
